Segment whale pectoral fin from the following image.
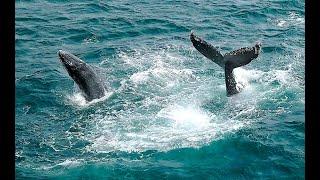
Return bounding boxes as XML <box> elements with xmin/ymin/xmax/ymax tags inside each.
<box><xmin>224</xmin><ymin>46</ymin><xmax>259</xmax><ymax>69</ymax></box>
<box><xmin>190</xmin><ymin>32</ymin><xmax>224</xmax><ymax>67</ymax></box>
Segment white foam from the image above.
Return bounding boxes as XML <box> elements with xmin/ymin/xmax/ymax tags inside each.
<box><xmin>56</xmin><ymin>159</ymin><xmax>83</xmax><ymax>167</ymax></box>
<box><xmin>157</xmin><ymin>105</ymin><xmax>213</xmax><ymax>130</ymax></box>
<box><xmin>83</xmin><ymin>102</ymin><xmax>248</xmax><ymax>153</ymax></box>
<box><xmin>84</xmin><ymin>64</ymin><xmax>298</xmax><ymax>152</ymax></box>
<box><xmin>289</xmin><ymin>12</ymin><xmax>305</xmax><ymax>24</ymax></box>
<box><xmin>234</xmin><ymin>67</ymin><xmax>260</xmax><ymax>85</ymax></box>
<box><xmin>67</xmin><ymin>91</ymin><xmax>113</xmax><ymax>107</ymax></box>
<box><xmin>73</xmin><ymin>46</ymin><xmax>301</xmax><ymax>154</ymax></box>
<box><xmin>275</xmin><ymin>11</ymin><xmax>304</xmax><ymax>27</ymax></box>
<box><xmin>277</xmin><ymin>20</ymin><xmax>287</xmax><ymax>27</ymax></box>
<box><xmin>39</xmin><ymin>159</ymin><xmax>84</xmax><ymax>170</ymax></box>
<box><xmin>129</xmin><ymin>67</ymin><xmax>194</xmax><ymax>86</ymax></box>
<box><xmin>130</xmin><ymin>71</ymin><xmax>150</xmax><ymax>83</ymax></box>
<box><xmin>233</xmin><ymin>67</ymin><xmax>298</xmax><ymax>90</ymax></box>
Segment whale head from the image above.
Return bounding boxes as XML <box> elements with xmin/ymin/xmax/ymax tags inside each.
<box><xmin>58</xmin><ymin>50</ymin><xmax>86</xmax><ymax>76</ymax></box>
<box><xmin>58</xmin><ymin>50</ymin><xmax>105</xmax><ymax>101</ymax></box>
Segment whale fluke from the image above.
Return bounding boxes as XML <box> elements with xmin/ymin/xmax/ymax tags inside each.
<box><xmin>190</xmin><ymin>32</ymin><xmax>261</xmax><ymax>96</ymax></box>
<box><xmin>190</xmin><ymin>32</ymin><xmax>224</xmax><ymax>67</ymax></box>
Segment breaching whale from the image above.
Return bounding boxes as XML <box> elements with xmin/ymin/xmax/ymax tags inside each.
<box><xmin>58</xmin><ymin>50</ymin><xmax>106</xmax><ymax>101</ymax></box>
<box><xmin>190</xmin><ymin>32</ymin><xmax>261</xmax><ymax>96</ymax></box>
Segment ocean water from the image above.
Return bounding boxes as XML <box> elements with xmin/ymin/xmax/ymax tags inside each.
<box><xmin>15</xmin><ymin>0</ymin><xmax>305</xmax><ymax>179</ymax></box>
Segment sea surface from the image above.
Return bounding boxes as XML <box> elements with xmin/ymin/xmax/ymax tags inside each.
<box><xmin>15</xmin><ymin>0</ymin><xmax>305</xmax><ymax>179</ymax></box>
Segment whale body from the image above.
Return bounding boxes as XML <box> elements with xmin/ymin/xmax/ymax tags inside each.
<box><xmin>58</xmin><ymin>50</ymin><xmax>105</xmax><ymax>101</ymax></box>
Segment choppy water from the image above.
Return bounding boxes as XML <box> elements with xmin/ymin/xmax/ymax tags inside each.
<box><xmin>16</xmin><ymin>0</ymin><xmax>305</xmax><ymax>179</ymax></box>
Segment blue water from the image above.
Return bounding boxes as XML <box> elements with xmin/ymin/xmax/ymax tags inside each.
<box><xmin>15</xmin><ymin>0</ymin><xmax>305</xmax><ymax>179</ymax></box>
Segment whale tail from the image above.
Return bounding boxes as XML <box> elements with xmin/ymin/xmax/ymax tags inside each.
<box><xmin>190</xmin><ymin>32</ymin><xmax>261</xmax><ymax>96</ymax></box>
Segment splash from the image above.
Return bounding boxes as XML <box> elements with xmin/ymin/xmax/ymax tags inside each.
<box><xmin>66</xmin><ymin>91</ymin><xmax>113</xmax><ymax>107</ymax></box>
<box><xmin>157</xmin><ymin>105</ymin><xmax>212</xmax><ymax>130</ymax></box>
<box><xmin>39</xmin><ymin>159</ymin><xmax>84</xmax><ymax>170</ymax></box>
<box><xmin>275</xmin><ymin>11</ymin><xmax>304</xmax><ymax>27</ymax></box>
<box><xmin>73</xmin><ymin>46</ymin><xmax>299</xmax><ymax>153</ymax></box>
<box><xmin>80</xmin><ymin>47</ymin><xmax>259</xmax><ymax>153</ymax></box>
<box><xmin>84</xmin><ymin>104</ymin><xmax>246</xmax><ymax>153</ymax></box>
